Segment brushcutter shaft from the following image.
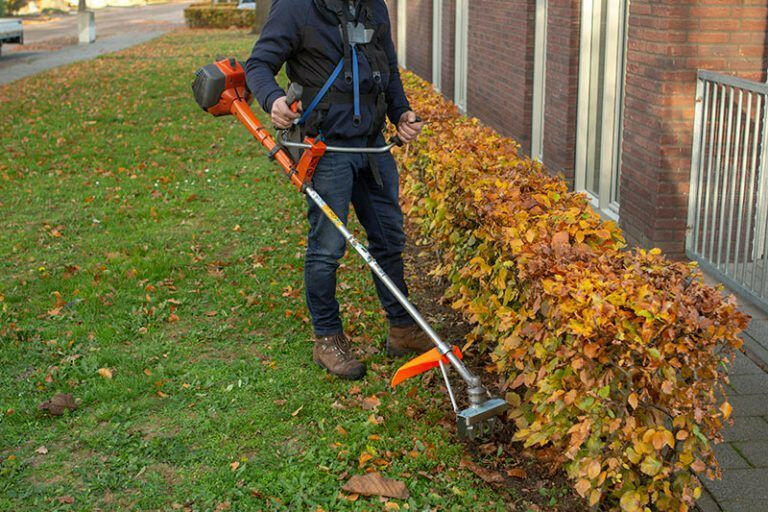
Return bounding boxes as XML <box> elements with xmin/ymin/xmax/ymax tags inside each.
<box><xmin>303</xmin><ymin>185</ymin><xmax>484</xmax><ymax>395</ymax></box>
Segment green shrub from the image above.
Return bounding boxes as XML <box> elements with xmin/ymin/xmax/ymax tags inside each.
<box><xmin>183</xmin><ymin>3</ymin><xmax>264</xmax><ymax>30</ymax></box>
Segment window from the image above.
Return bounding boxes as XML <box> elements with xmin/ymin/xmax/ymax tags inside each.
<box><xmin>575</xmin><ymin>0</ymin><xmax>629</xmax><ymax>219</ymax></box>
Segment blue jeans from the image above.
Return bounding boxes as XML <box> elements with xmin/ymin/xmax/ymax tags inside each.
<box><xmin>305</xmin><ymin>146</ymin><xmax>413</xmax><ymax>336</ymax></box>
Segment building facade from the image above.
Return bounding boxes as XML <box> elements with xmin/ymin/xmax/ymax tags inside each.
<box><xmin>386</xmin><ymin>0</ymin><xmax>768</xmax><ymax>258</ymax></box>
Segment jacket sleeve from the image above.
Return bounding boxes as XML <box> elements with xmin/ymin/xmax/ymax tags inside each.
<box><xmin>381</xmin><ymin>8</ymin><xmax>411</xmax><ymax>125</ymax></box>
<box><xmin>245</xmin><ymin>0</ymin><xmax>305</xmax><ymax>115</ymax></box>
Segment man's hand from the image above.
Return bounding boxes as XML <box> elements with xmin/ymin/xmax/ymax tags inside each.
<box><xmin>397</xmin><ymin>111</ymin><xmax>424</xmax><ymax>144</ymax></box>
<box><xmin>271</xmin><ymin>96</ymin><xmax>301</xmax><ymax>129</ymax></box>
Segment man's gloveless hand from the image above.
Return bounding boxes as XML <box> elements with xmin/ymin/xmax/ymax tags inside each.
<box><xmin>397</xmin><ymin>110</ymin><xmax>424</xmax><ymax>144</ymax></box>
<box><xmin>271</xmin><ymin>96</ymin><xmax>302</xmax><ymax>129</ymax></box>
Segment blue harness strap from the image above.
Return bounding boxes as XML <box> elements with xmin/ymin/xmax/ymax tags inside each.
<box><xmin>296</xmin><ymin>57</ymin><xmax>345</xmax><ymax>126</ymax></box>
<box><xmin>352</xmin><ymin>45</ymin><xmax>361</xmax><ymax>125</ymax></box>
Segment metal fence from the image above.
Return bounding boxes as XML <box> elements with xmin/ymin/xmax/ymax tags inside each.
<box><xmin>687</xmin><ymin>70</ymin><xmax>768</xmax><ymax>312</ymax></box>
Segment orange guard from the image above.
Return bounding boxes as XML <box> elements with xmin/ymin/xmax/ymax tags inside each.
<box><xmin>391</xmin><ymin>346</ymin><xmax>463</xmax><ymax>387</ymax></box>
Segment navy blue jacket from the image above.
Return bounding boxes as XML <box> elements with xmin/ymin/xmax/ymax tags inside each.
<box><xmin>245</xmin><ymin>0</ymin><xmax>411</xmax><ymax>141</ymax></box>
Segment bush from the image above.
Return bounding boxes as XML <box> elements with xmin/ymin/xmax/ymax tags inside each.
<box><xmin>183</xmin><ymin>3</ymin><xmax>263</xmax><ymax>29</ymax></box>
<box><xmin>395</xmin><ymin>72</ymin><xmax>749</xmax><ymax>512</ymax></box>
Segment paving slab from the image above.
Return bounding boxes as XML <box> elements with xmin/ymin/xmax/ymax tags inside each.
<box><xmin>714</xmin><ymin>442</ymin><xmax>752</xmax><ymax>469</ymax></box>
<box><xmin>732</xmin><ymin>440</ymin><xmax>768</xmax><ymax>468</ymax></box>
<box><xmin>725</xmin><ymin>394</ymin><xmax>768</xmax><ymax>417</ymax></box>
<box><xmin>723</xmin><ymin>416</ymin><xmax>768</xmax><ymax>442</ymax></box>
<box><xmin>728</xmin><ymin>373</ymin><xmax>768</xmax><ymax>395</ymax></box>
<box><xmin>730</xmin><ymin>350</ymin><xmax>765</xmax><ymax>376</ymax></box>
<box><xmin>703</xmin><ymin>468</ymin><xmax>768</xmax><ymax>511</ymax></box>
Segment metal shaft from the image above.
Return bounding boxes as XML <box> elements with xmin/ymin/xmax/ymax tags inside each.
<box><xmin>303</xmin><ymin>185</ymin><xmax>485</xmax><ymax>397</ymax></box>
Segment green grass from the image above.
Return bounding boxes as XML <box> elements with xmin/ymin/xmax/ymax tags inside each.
<box><xmin>0</xmin><ymin>30</ymin><xmax>513</xmax><ymax>511</ymax></box>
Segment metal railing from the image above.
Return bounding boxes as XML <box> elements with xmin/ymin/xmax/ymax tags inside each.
<box><xmin>687</xmin><ymin>70</ymin><xmax>768</xmax><ymax>312</ymax></box>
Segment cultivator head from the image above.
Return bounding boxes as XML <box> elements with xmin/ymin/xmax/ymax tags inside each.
<box><xmin>391</xmin><ymin>346</ymin><xmax>508</xmax><ymax>442</ymax></box>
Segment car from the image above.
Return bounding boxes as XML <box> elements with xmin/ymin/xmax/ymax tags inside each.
<box><xmin>0</xmin><ymin>18</ymin><xmax>23</xmax><ymax>57</ymax></box>
<box><xmin>236</xmin><ymin>0</ymin><xmax>256</xmax><ymax>10</ymax></box>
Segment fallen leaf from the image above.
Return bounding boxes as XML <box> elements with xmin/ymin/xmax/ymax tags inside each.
<box><xmin>361</xmin><ymin>395</ymin><xmax>381</xmax><ymax>411</ymax></box>
<box><xmin>291</xmin><ymin>405</ymin><xmax>304</xmax><ymax>417</ymax></box>
<box><xmin>506</xmin><ymin>467</ymin><xmax>527</xmax><ymax>479</ymax></box>
<box><xmin>358</xmin><ymin>452</ymin><xmax>373</xmax><ymax>468</ymax></box>
<box><xmin>720</xmin><ymin>400</ymin><xmax>733</xmax><ymax>419</ymax></box>
<box><xmin>336</xmin><ymin>425</ymin><xmax>348</xmax><ymax>436</ymax></box>
<box><xmin>459</xmin><ymin>459</ymin><xmax>505</xmax><ymax>484</ymax></box>
<box><xmin>57</xmin><ymin>496</ymin><xmax>75</xmax><ymax>504</ymax></box>
<box><xmin>36</xmin><ymin>446</ymin><xmax>48</xmax><ymax>455</ymax></box>
<box><xmin>384</xmin><ymin>502</ymin><xmax>400</xmax><ymax>510</ymax></box>
<box><xmin>38</xmin><ymin>393</ymin><xmax>77</xmax><ymax>416</ymax></box>
<box><xmin>229</xmin><ymin>461</ymin><xmax>240</xmax><ymax>472</ymax></box>
<box><xmin>342</xmin><ymin>472</ymin><xmax>409</xmax><ymax>500</ymax></box>
<box><xmin>98</xmin><ymin>368</ymin><xmax>113</xmax><ymax>379</ymax></box>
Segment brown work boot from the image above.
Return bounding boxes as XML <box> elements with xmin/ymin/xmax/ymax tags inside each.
<box><xmin>313</xmin><ymin>334</ymin><xmax>366</xmax><ymax>380</ymax></box>
<box><xmin>386</xmin><ymin>323</ymin><xmax>435</xmax><ymax>357</ymax></box>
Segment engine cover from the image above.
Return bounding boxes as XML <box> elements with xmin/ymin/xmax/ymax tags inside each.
<box><xmin>192</xmin><ymin>58</ymin><xmax>251</xmax><ymax>116</ymax></box>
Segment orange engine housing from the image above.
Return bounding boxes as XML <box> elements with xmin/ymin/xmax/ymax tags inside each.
<box><xmin>192</xmin><ymin>58</ymin><xmax>251</xmax><ymax>116</ymax></box>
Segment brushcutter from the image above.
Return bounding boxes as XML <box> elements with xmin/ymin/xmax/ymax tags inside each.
<box><xmin>192</xmin><ymin>58</ymin><xmax>508</xmax><ymax>441</ymax></box>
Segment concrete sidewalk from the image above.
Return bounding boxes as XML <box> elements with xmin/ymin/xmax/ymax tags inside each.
<box><xmin>698</xmin><ymin>300</ymin><xmax>768</xmax><ymax>512</ymax></box>
<box><xmin>0</xmin><ymin>31</ymin><xmax>166</xmax><ymax>86</ymax></box>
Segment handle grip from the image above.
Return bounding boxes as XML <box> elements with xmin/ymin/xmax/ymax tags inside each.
<box><xmin>286</xmin><ymin>83</ymin><xmax>303</xmax><ymax>113</ymax></box>
<box><xmin>388</xmin><ymin>115</ymin><xmax>423</xmax><ymax>147</ymax></box>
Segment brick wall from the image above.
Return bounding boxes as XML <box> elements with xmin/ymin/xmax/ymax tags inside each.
<box><xmin>542</xmin><ymin>0</ymin><xmax>580</xmax><ymax>186</ymax></box>
<box><xmin>620</xmin><ymin>0</ymin><xmax>768</xmax><ymax>255</ymax></box>
<box><xmin>405</xmin><ymin>0</ymin><xmax>432</xmax><ymax>81</ymax></box>
<box><xmin>466</xmin><ymin>1</ymin><xmax>536</xmax><ymax>154</ymax></box>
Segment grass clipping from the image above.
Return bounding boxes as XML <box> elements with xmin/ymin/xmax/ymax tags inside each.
<box><xmin>395</xmin><ymin>71</ymin><xmax>749</xmax><ymax>512</ymax></box>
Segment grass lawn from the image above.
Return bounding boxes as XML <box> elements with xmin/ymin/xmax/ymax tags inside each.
<box><xmin>0</xmin><ymin>30</ymin><xmax>574</xmax><ymax>511</ymax></box>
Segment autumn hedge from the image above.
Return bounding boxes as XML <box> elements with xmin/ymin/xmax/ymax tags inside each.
<box><xmin>183</xmin><ymin>3</ymin><xmax>260</xmax><ymax>29</ymax></box>
<box><xmin>394</xmin><ymin>72</ymin><xmax>749</xmax><ymax>511</ymax></box>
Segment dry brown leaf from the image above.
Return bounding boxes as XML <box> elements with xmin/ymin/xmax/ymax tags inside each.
<box><xmin>38</xmin><ymin>393</ymin><xmax>77</xmax><ymax>416</ymax></box>
<box><xmin>229</xmin><ymin>461</ymin><xmax>240</xmax><ymax>472</ymax></box>
<box><xmin>361</xmin><ymin>395</ymin><xmax>381</xmax><ymax>411</ymax></box>
<box><xmin>459</xmin><ymin>459</ymin><xmax>505</xmax><ymax>484</ymax></box>
<box><xmin>291</xmin><ymin>405</ymin><xmax>304</xmax><ymax>417</ymax></box>
<box><xmin>506</xmin><ymin>467</ymin><xmax>527</xmax><ymax>479</ymax></box>
<box><xmin>36</xmin><ymin>446</ymin><xmax>48</xmax><ymax>455</ymax></box>
<box><xmin>342</xmin><ymin>472</ymin><xmax>409</xmax><ymax>500</ymax></box>
<box><xmin>98</xmin><ymin>368</ymin><xmax>113</xmax><ymax>379</ymax></box>
<box><xmin>57</xmin><ymin>496</ymin><xmax>75</xmax><ymax>504</ymax></box>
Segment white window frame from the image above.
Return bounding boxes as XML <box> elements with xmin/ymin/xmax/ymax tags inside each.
<box><xmin>432</xmin><ymin>0</ymin><xmax>443</xmax><ymax>91</ymax></box>
<box><xmin>397</xmin><ymin>0</ymin><xmax>407</xmax><ymax>68</ymax></box>
<box><xmin>574</xmin><ymin>0</ymin><xmax>628</xmax><ymax>221</ymax></box>
<box><xmin>530</xmin><ymin>0</ymin><xmax>548</xmax><ymax>162</ymax></box>
<box><xmin>454</xmin><ymin>0</ymin><xmax>469</xmax><ymax>113</ymax></box>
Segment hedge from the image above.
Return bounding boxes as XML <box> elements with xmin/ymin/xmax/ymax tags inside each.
<box><xmin>394</xmin><ymin>72</ymin><xmax>749</xmax><ymax>512</ymax></box>
<box><xmin>183</xmin><ymin>3</ymin><xmax>262</xmax><ymax>29</ymax></box>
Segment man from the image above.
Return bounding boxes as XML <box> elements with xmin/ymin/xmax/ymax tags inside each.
<box><xmin>245</xmin><ymin>0</ymin><xmax>430</xmax><ymax>380</ymax></box>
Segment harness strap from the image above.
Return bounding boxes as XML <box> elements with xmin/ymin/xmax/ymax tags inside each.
<box><xmin>351</xmin><ymin>45</ymin><xmax>361</xmax><ymax>126</ymax></box>
<box><xmin>296</xmin><ymin>58</ymin><xmax>345</xmax><ymax>126</ymax></box>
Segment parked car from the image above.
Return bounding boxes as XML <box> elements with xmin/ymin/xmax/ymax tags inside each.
<box><xmin>236</xmin><ymin>0</ymin><xmax>256</xmax><ymax>10</ymax></box>
<box><xmin>0</xmin><ymin>18</ymin><xmax>23</xmax><ymax>57</ymax></box>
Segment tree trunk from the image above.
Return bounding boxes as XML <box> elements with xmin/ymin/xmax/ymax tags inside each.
<box><xmin>78</xmin><ymin>0</ymin><xmax>86</xmax><ymax>12</ymax></box>
<box><xmin>250</xmin><ymin>1</ymin><xmax>270</xmax><ymax>35</ymax></box>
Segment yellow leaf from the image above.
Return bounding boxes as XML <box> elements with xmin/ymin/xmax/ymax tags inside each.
<box><xmin>384</xmin><ymin>502</ymin><xmax>400</xmax><ymax>510</ymax></box>
<box><xmin>620</xmin><ymin>490</ymin><xmax>642</xmax><ymax>512</ymax></box>
<box><xmin>358</xmin><ymin>452</ymin><xmax>373</xmax><ymax>468</ymax></box>
<box><xmin>574</xmin><ymin>478</ymin><xmax>591</xmax><ymax>497</ymax></box>
<box><xmin>628</xmin><ymin>393</ymin><xmax>638</xmax><ymax>409</ymax></box>
<box><xmin>586</xmin><ymin>459</ymin><xmax>601</xmax><ymax>480</ymax></box>
<box><xmin>720</xmin><ymin>401</ymin><xmax>733</xmax><ymax>419</ymax></box>
<box><xmin>97</xmin><ymin>368</ymin><xmax>113</xmax><ymax>379</ymax></box>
